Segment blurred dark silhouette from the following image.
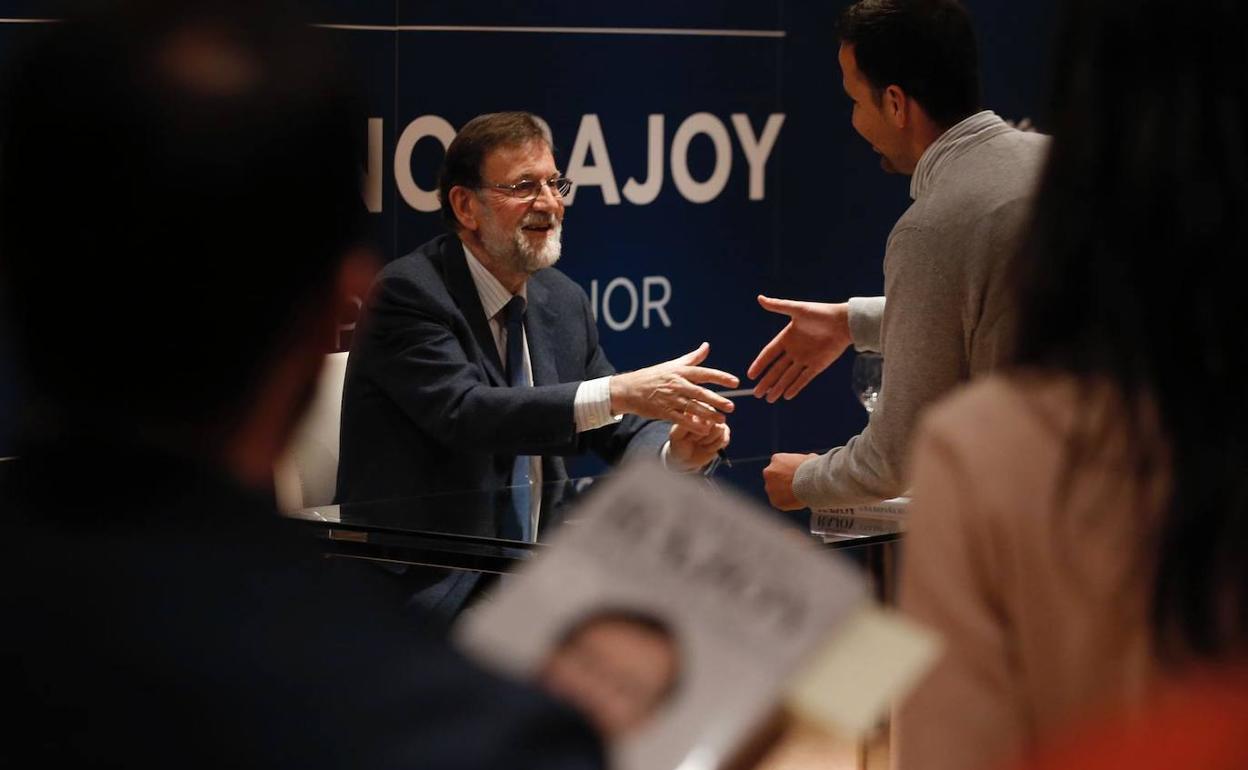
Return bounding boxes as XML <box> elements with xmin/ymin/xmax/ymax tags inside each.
<box><xmin>1011</xmin><ymin>0</ymin><xmax>1248</xmax><ymax>660</ymax></box>
<box><xmin>896</xmin><ymin>0</ymin><xmax>1248</xmax><ymax>767</ymax></box>
<box><xmin>0</xmin><ymin>2</ymin><xmax>603</xmax><ymax>766</ymax></box>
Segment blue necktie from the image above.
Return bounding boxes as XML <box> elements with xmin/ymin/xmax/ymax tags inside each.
<box><xmin>501</xmin><ymin>295</ymin><xmax>533</xmax><ymax>542</ymax></box>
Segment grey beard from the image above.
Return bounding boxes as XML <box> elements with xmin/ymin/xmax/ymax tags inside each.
<box><xmin>481</xmin><ymin>219</ymin><xmax>562</xmax><ymax>275</ymax></box>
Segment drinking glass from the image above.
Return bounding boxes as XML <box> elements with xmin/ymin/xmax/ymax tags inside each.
<box><xmin>851</xmin><ymin>352</ymin><xmax>883</xmax><ymax>413</ymax></box>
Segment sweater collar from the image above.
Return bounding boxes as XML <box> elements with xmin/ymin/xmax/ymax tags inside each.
<box><xmin>910</xmin><ymin>110</ymin><xmax>1012</xmax><ymax>200</ymax></box>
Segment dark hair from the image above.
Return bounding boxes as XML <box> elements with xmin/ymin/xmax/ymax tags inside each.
<box><xmin>837</xmin><ymin>0</ymin><xmax>981</xmax><ymax>129</ymax></box>
<box><xmin>1012</xmin><ymin>0</ymin><xmax>1248</xmax><ymax>659</ymax></box>
<box><xmin>437</xmin><ymin>112</ymin><xmax>549</xmax><ymax>230</ymax></box>
<box><xmin>0</xmin><ymin>0</ymin><xmax>365</xmax><ymax>443</ymax></box>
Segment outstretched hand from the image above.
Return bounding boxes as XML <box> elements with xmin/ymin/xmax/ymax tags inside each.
<box><xmin>610</xmin><ymin>342</ymin><xmax>738</xmax><ymax>435</ymax></box>
<box><xmin>747</xmin><ymin>296</ymin><xmax>853</xmax><ymax>402</ymax></box>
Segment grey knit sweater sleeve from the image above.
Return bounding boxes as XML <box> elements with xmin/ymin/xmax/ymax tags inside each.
<box><xmin>793</xmin><ymin>225</ymin><xmax>970</xmax><ymax>507</ymax></box>
<box><xmin>792</xmin><ymin>120</ymin><xmax>1047</xmax><ymax>509</ymax></box>
<box><xmin>847</xmin><ymin>296</ymin><xmax>886</xmax><ymax>352</ymax></box>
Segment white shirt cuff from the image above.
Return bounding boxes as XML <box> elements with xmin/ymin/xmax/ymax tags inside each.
<box><xmin>660</xmin><ymin>440</ymin><xmax>703</xmax><ymax>473</ymax></box>
<box><xmin>574</xmin><ymin>376</ymin><xmax>621</xmax><ymax>432</ymax></box>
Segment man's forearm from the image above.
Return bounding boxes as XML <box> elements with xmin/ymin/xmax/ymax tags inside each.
<box><xmin>792</xmin><ymin>430</ymin><xmax>908</xmax><ymax>508</ymax></box>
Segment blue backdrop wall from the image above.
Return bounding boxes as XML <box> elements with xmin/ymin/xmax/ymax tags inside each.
<box><xmin>0</xmin><ymin>1</ymin><xmax>1054</xmax><ymax>502</ymax></box>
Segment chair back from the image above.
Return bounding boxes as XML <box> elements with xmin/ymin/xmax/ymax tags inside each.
<box><xmin>274</xmin><ymin>351</ymin><xmax>349</xmax><ymax>511</ymax></box>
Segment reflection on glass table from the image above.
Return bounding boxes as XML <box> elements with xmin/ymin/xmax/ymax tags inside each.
<box><xmin>286</xmin><ymin>468</ymin><xmax>901</xmax><ymax>576</ymax></box>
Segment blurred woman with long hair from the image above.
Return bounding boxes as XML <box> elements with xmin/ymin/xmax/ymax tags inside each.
<box><xmin>893</xmin><ymin>0</ymin><xmax>1248</xmax><ymax>768</ymax></box>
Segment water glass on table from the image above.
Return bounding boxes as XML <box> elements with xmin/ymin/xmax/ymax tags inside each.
<box><xmin>852</xmin><ymin>352</ymin><xmax>883</xmax><ymax>414</ymax></box>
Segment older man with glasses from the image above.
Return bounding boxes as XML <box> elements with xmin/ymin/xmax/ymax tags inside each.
<box><xmin>338</xmin><ymin>112</ymin><xmax>736</xmax><ymax>615</ymax></box>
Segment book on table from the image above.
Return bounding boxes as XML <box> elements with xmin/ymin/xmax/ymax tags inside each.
<box><xmin>811</xmin><ymin>497</ymin><xmax>909</xmax><ymax>542</ymax></box>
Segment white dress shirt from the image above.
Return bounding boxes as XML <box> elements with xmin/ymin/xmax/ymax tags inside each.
<box><xmin>461</xmin><ymin>243</ymin><xmax>620</xmax><ymax>538</ymax></box>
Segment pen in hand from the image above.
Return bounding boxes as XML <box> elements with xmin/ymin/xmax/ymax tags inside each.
<box><xmin>702</xmin><ymin>390</ymin><xmax>752</xmax><ymax>470</ymax></box>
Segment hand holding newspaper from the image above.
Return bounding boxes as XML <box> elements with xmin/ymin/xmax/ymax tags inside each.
<box><xmin>455</xmin><ymin>464</ymin><xmax>936</xmax><ymax>770</ymax></box>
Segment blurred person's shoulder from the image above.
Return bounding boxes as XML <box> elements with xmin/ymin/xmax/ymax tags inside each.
<box><xmin>914</xmin><ymin>371</ymin><xmax>1135</xmax><ymax>516</ymax></box>
<box><xmin>920</xmin><ymin>370</ymin><xmax>1094</xmax><ymax>447</ymax></box>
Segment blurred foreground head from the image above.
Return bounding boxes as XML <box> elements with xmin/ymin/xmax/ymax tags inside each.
<box><xmin>0</xmin><ymin>0</ymin><xmax>369</xmax><ymax>477</ymax></box>
<box><xmin>1012</xmin><ymin>0</ymin><xmax>1248</xmax><ymax>657</ymax></box>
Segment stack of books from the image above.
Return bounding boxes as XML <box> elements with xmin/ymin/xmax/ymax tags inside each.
<box><xmin>810</xmin><ymin>498</ymin><xmax>909</xmax><ymax>543</ymax></box>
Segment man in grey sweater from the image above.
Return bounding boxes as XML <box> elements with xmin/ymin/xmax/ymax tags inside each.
<box><xmin>754</xmin><ymin>0</ymin><xmax>1049</xmax><ymax>510</ymax></box>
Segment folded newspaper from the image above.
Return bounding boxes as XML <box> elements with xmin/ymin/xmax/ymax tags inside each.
<box><xmin>810</xmin><ymin>497</ymin><xmax>909</xmax><ymax>543</ymax></box>
<box><xmin>455</xmin><ymin>465</ymin><xmax>935</xmax><ymax>770</ymax></box>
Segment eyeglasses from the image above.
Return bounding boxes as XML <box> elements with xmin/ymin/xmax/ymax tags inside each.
<box><xmin>482</xmin><ymin>176</ymin><xmax>573</xmax><ymax>202</ymax></box>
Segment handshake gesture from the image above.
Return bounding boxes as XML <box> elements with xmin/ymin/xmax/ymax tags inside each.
<box><xmin>749</xmin><ymin>295</ymin><xmax>857</xmax><ymax>510</ymax></box>
<box><xmin>607</xmin><ymin>295</ymin><xmax>855</xmax><ymax>477</ymax></box>
<box><xmin>610</xmin><ymin>342</ymin><xmax>737</xmax><ymax>469</ymax></box>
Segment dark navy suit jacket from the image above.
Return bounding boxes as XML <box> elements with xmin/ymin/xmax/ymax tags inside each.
<box><xmin>336</xmin><ymin>233</ymin><xmax>669</xmax><ymax>528</ymax></box>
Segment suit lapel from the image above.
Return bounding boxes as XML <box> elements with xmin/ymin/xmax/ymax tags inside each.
<box><xmin>439</xmin><ymin>237</ymin><xmax>507</xmax><ymax>386</ymax></box>
<box><xmin>523</xmin><ymin>276</ymin><xmax>562</xmax><ymax>387</ymax></box>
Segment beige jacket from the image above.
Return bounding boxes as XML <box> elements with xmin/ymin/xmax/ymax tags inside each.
<box><xmin>895</xmin><ymin>373</ymin><xmax>1168</xmax><ymax>770</ymax></box>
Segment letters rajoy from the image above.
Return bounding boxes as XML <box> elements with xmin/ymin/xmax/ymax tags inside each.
<box><xmin>370</xmin><ymin>112</ymin><xmax>787</xmax><ymax>213</ymax></box>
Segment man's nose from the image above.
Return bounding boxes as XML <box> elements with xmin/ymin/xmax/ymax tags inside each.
<box><xmin>531</xmin><ymin>181</ymin><xmax>561</xmax><ymax>211</ymax></box>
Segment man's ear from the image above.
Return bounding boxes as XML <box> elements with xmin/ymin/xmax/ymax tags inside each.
<box><xmin>448</xmin><ymin>185</ymin><xmax>480</xmax><ymax>232</ymax></box>
<box><xmin>883</xmin><ymin>84</ymin><xmax>908</xmax><ymax>128</ymax></box>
